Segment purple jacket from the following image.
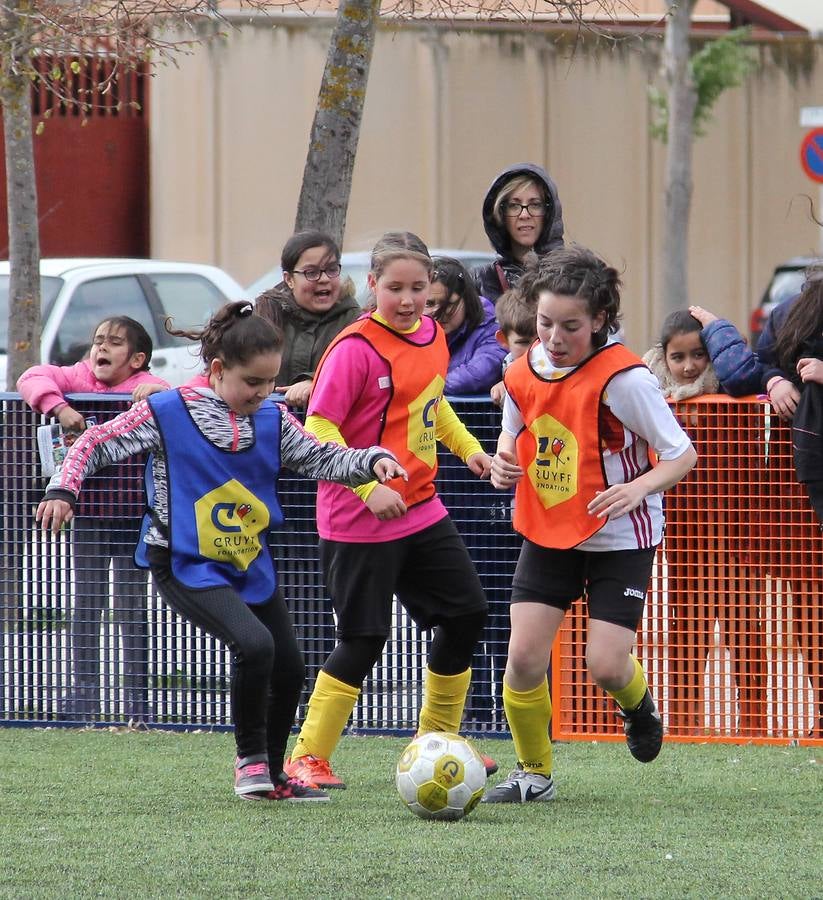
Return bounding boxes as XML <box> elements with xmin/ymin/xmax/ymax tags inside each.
<box><xmin>445</xmin><ymin>296</ymin><xmax>507</xmax><ymax>395</ymax></box>
<box><xmin>17</xmin><ymin>359</ymin><xmax>168</xmax><ymax>414</ymax></box>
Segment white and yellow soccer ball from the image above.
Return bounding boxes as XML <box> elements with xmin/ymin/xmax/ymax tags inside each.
<box><xmin>395</xmin><ymin>731</ymin><xmax>487</xmax><ymax>821</ymax></box>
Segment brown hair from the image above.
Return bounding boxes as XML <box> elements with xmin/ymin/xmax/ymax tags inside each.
<box><xmin>495</xmin><ymin>288</ymin><xmax>537</xmax><ymax>338</ymax></box>
<box><xmin>166</xmin><ymin>300</ymin><xmax>284</xmax><ymax>370</ymax></box>
<box><xmin>93</xmin><ymin>316</ymin><xmax>153</xmax><ymax>371</ymax></box>
<box><xmin>523</xmin><ymin>245</ymin><xmax>622</xmax><ymax>348</ymax></box>
<box><xmin>370</xmin><ymin>231</ymin><xmax>432</xmax><ymax>280</ymax></box>
<box><xmin>775</xmin><ymin>265</ymin><xmax>823</xmax><ymax>373</ymax></box>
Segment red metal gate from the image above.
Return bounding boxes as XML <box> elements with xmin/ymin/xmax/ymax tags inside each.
<box><xmin>0</xmin><ymin>57</ymin><xmax>149</xmax><ymax>259</ymax></box>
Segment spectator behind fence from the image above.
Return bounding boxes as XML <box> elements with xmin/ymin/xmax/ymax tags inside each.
<box><xmin>36</xmin><ymin>301</ymin><xmax>406</xmax><ymax>801</ymax></box>
<box><xmin>17</xmin><ymin>317</ymin><xmax>168</xmax><ymax>722</ymax></box>
<box><xmin>472</xmin><ymin>163</ymin><xmax>564</xmax><ymax>305</ymax></box>
<box><xmin>643</xmin><ymin>310</ymin><xmax>767</xmax><ymax>735</ymax></box>
<box><xmin>254</xmin><ymin>230</ymin><xmax>362</xmax><ymax>409</ymax></box>
<box><xmin>425</xmin><ymin>256</ymin><xmax>506</xmax><ymax>395</ymax></box>
<box><xmin>484</xmin><ymin>246</ymin><xmax>696</xmax><ymax>805</ymax></box>
<box><xmin>285</xmin><ymin>231</ymin><xmax>499</xmax><ymax>792</ymax></box>
<box><xmin>690</xmin><ymin>298</ymin><xmax>822</xmax><ymax>736</ymax></box>
<box><xmin>490</xmin><ymin>283</ymin><xmax>538</xmax><ymax>408</ymax></box>
<box><xmin>690</xmin><ymin>293</ymin><xmax>823</xmax><ymax>524</ymax></box>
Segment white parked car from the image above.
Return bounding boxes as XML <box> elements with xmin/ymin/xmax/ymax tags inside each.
<box><xmin>246</xmin><ymin>248</ymin><xmax>497</xmax><ymax>306</ymax></box>
<box><xmin>0</xmin><ymin>258</ymin><xmax>244</xmax><ymax>388</ymax></box>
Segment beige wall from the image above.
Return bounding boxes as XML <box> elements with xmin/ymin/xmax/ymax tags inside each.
<box><xmin>150</xmin><ymin>16</ymin><xmax>823</xmax><ymax>353</ymax></box>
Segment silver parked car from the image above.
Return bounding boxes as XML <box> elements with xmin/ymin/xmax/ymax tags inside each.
<box><xmin>750</xmin><ymin>256</ymin><xmax>821</xmax><ymax>348</ymax></box>
<box><xmin>246</xmin><ymin>249</ymin><xmax>497</xmax><ymax>307</ymax></box>
<box><xmin>0</xmin><ymin>258</ymin><xmax>244</xmax><ymax>388</ymax></box>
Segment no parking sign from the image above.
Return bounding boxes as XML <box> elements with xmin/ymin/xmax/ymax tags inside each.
<box><xmin>800</xmin><ymin>128</ymin><xmax>823</xmax><ymax>183</ymax></box>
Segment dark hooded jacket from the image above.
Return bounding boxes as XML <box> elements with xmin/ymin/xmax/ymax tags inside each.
<box><xmin>257</xmin><ymin>282</ymin><xmax>362</xmax><ymax>386</ymax></box>
<box><xmin>472</xmin><ymin>163</ymin><xmax>565</xmax><ymax>304</ymax></box>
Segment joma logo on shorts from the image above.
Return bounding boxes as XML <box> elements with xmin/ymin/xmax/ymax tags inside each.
<box><xmin>623</xmin><ymin>587</ymin><xmax>645</xmax><ymax>600</ymax></box>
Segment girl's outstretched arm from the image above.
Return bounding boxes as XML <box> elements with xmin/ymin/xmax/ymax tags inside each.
<box><xmin>282</xmin><ymin>407</ymin><xmax>401</xmax><ymax>487</ymax></box>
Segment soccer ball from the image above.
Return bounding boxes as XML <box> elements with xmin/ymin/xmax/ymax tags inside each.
<box><xmin>395</xmin><ymin>731</ymin><xmax>487</xmax><ymax>821</ymax></box>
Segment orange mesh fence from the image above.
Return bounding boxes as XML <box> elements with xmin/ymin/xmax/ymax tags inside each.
<box><xmin>551</xmin><ymin>397</ymin><xmax>822</xmax><ymax>747</ymax></box>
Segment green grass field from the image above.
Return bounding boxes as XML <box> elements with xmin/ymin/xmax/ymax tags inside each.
<box><xmin>0</xmin><ymin>728</ymin><xmax>819</xmax><ymax>899</ymax></box>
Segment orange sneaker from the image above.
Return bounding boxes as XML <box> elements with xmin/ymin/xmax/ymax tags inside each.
<box><xmin>285</xmin><ymin>754</ymin><xmax>346</xmax><ymax>790</ymax></box>
<box><xmin>481</xmin><ymin>753</ymin><xmax>499</xmax><ymax>776</ymax></box>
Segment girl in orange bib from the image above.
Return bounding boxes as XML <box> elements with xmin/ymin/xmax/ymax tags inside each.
<box><xmin>483</xmin><ymin>246</ymin><xmax>696</xmax><ymax>804</ymax></box>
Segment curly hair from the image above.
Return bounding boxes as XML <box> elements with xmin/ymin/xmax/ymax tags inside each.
<box><xmin>522</xmin><ymin>245</ymin><xmax>622</xmax><ymax>348</ymax></box>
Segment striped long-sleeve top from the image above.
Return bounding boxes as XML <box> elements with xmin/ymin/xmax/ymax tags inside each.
<box><xmin>43</xmin><ymin>385</ymin><xmax>395</xmax><ymax>549</ymax></box>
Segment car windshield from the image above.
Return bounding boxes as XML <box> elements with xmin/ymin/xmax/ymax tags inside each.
<box><xmin>0</xmin><ymin>276</ymin><xmax>63</xmax><ymax>353</ymax></box>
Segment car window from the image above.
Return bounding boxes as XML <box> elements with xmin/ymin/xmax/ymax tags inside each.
<box><xmin>149</xmin><ymin>273</ymin><xmax>227</xmax><ymax>344</ymax></box>
<box><xmin>0</xmin><ymin>276</ymin><xmax>63</xmax><ymax>354</ymax></box>
<box><xmin>50</xmin><ymin>275</ymin><xmax>160</xmax><ymax>366</ymax></box>
<box><xmin>340</xmin><ymin>263</ymin><xmax>371</xmax><ymax>306</ymax></box>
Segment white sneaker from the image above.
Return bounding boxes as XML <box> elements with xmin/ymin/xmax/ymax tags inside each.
<box><xmin>482</xmin><ymin>766</ymin><xmax>556</xmax><ymax>804</ymax></box>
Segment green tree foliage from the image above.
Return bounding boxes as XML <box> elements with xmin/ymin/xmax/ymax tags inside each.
<box><xmin>649</xmin><ymin>27</ymin><xmax>757</xmax><ymax>142</ymax></box>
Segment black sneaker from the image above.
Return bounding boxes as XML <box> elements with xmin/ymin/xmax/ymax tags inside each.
<box><xmin>481</xmin><ymin>766</ymin><xmax>556</xmax><ymax>804</ymax></box>
<box><xmin>617</xmin><ymin>689</ymin><xmax>663</xmax><ymax>762</ymax></box>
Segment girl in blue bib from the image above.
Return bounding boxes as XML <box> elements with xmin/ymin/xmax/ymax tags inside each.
<box><xmin>37</xmin><ymin>301</ymin><xmax>405</xmax><ymax>802</ymax></box>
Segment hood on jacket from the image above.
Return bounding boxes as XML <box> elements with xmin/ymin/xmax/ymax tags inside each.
<box><xmin>481</xmin><ymin>163</ymin><xmax>564</xmax><ymax>260</ymax></box>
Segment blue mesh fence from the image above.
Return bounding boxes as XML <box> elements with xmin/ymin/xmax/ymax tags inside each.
<box><xmin>0</xmin><ymin>393</ymin><xmax>513</xmax><ymax>734</ymax></box>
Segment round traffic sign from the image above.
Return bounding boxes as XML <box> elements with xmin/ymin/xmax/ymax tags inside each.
<box><xmin>800</xmin><ymin>128</ymin><xmax>823</xmax><ymax>183</ymax></box>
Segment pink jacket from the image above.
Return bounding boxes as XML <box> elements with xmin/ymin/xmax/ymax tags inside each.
<box><xmin>17</xmin><ymin>360</ymin><xmax>169</xmax><ymax>414</ymax></box>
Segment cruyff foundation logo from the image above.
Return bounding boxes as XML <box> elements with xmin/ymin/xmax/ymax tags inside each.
<box><xmin>406</xmin><ymin>374</ymin><xmax>445</xmax><ymax>468</ymax></box>
<box><xmin>194</xmin><ymin>479</ymin><xmax>270</xmax><ymax>571</ymax></box>
<box><xmin>527</xmin><ymin>413</ymin><xmax>579</xmax><ymax>509</ymax></box>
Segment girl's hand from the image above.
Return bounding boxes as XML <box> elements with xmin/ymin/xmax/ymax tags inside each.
<box><xmin>587</xmin><ymin>482</ymin><xmax>647</xmax><ymax>520</ymax></box>
<box><xmin>797</xmin><ymin>357</ymin><xmax>823</xmax><ymax>385</ymax></box>
<box><xmin>277</xmin><ymin>379</ymin><xmax>313</xmax><ymax>409</ymax></box>
<box><xmin>766</xmin><ymin>376</ymin><xmax>800</xmax><ymax>420</ymax></box>
<box><xmin>490</xmin><ymin>380</ymin><xmax>506</xmax><ymax>408</ymax></box>
<box><xmin>365</xmin><ymin>484</ymin><xmax>408</xmax><ymax>521</ymax></box>
<box><xmin>688</xmin><ymin>305</ymin><xmax>718</xmax><ymax>327</ymax></box>
<box><xmin>56</xmin><ymin>405</ymin><xmax>86</xmax><ymax>432</ymax></box>
<box><xmin>467</xmin><ymin>452</ymin><xmax>492</xmax><ymax>479</ymax></box>
<box><xmin>132</xmin><ymin>383</ymin><xmax>165</xmax><ymax>402</ymax></box>
<box><xmin>373</xmin><ymin>458</ymin><xmax>408</xmax><ymax>483</ymax></box>
<box><xmin>36</xmin><ymin>499</ymin><xmax>73</xmax><ymax>534</ymax></box>
<box><xmin>490</xmin><ymin>449</ymin><xmax>523</xmax><ymax>489</ymax></box>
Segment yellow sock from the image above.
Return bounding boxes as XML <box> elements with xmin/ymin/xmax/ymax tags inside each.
<box><xmin>502</xmin><ymin>677</ymin><xmax>553</xmax><ymax>776</ymax></box>
<box><xmin>608</xmin><ymin>655</ymin><xmax>648</xmax><ymax>712</ymax></box>
<box><xmin>291</xmin><ymin>670</ymin><xmax>360</xmax><ymax>762</ymax></box>
<box><xmin>417</xmin><ymin>667</ymin><xmax>471</xmax><ymax>735</ymax></box>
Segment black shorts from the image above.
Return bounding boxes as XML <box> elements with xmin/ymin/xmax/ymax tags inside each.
<box><xmin>510</xmin><ymin>540</ymin><xmax>657</xmax><ymax>631</ymax></box>
<box><xmin>319</xmin><ymin>516</ymin><xmax>488</xmax><ymax>640</ymax></box>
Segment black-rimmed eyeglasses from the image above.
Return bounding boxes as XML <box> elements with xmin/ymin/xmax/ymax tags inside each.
<box><xmin>503</xmin><ymin>201</ymin><xmax>547</xmax><ymax>218</ymax></box>
<box><xmin>292</xmin><ymin>264</ymin><xmax>342</xmax><ymax>281</ymax></box>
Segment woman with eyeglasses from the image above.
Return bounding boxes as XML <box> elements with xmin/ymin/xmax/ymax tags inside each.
<box><xmin>473</xmin><ymin>163</ymin><xmax>565</xmax><ymax>305</ymax></box>
<box><xmin>426</xmin><ymin>256</ymin><xmax>507</xmax><ymax>395</ymax></box>
<box><xmin>255</xmin><ymin>231</ymin><xmax>362</xmax><ymax>408</ymax></box>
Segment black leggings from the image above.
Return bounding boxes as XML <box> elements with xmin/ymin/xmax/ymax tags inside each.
<box><xmin>323</xmin><ymin>610</ymin><xmax>487</xmax><ymax>686</ymax></box>
<box><xmin>147</xmin><ymin>546</ymin><xmax>304</xmax><ymax>772</ymax></box>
